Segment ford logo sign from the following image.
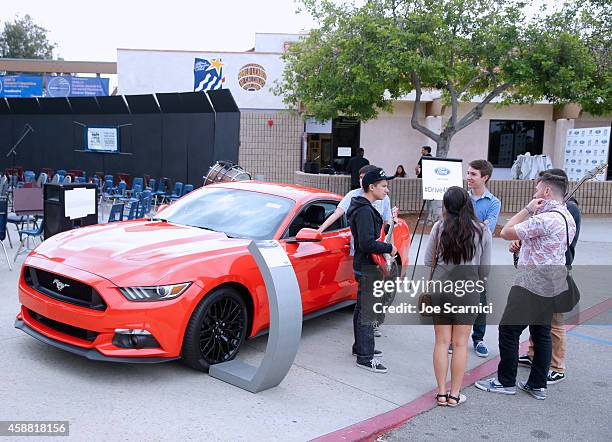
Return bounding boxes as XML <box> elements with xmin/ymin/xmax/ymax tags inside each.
<box><xmin>434</xmin><ymin>167</ymin><xmax>450</xmax><ymax>176</ymax></box>
<box><xmin>586</xmin><ymin>150</ymin><xmax>592</xmax><ymax>153</ymax></box>
<box><xmin>595</xmin><ymin>129</ymin><xmax>601</xmax><ymax>134</ymax></box>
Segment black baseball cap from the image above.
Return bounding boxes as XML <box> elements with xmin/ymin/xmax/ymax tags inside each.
<box><xmin>362</xmin><ymin>167</ymin><xmax>395</xmax><ymax>187</ymax></box>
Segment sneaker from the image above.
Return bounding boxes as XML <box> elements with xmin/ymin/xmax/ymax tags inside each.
<box><xmin>474</xmin><ymin>341</ymin><xmax>489</xmax><ymax>358</ymax></box>
<box><xmin>352</xmin><ymin>349</ymin><xmax>383</xmax><ymax>357</ymax></box>
<box><xmin>547</xmin><ymin>370</ymin><xmax>566</xmax><ymax>385</ymax></box>
<box><xmin>475</xmin><ymin>378</ymin><xmax>516</xmax><ymax>395</ymax></box>
<box><xmin>448</xmin><ymin>344</ymin><xmax>453</xmax><ymax>354</ymax></box>
<box><xmin>356</xmin><ymin>358</ymin><xmax>388</xmax><ymax>373</ymax></box>
<box><xmin>374</xmin><ymin>327</ymin><xmax>382</xmax><ymax>338</ymax></box>
<box><xmin>517</xmin><ymin>381</ymin><xmax>546</xmax><ymax>400</ymax></box>
<box><xmin>518</xmin><ymin>354</ymin><xmax>532</xmax><ymax>367</ymax></box>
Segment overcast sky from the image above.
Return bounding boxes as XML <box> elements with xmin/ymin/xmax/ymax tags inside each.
<box><xmin>2</xmin><ymin>0</ymin><xmax>317</xmax><ymax>61</ymax></box>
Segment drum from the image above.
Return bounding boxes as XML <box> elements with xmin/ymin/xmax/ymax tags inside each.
<box><xmin>204</xmin><ymin>161</ymin><xmax>252</xmax><ymax>186</ymax></box>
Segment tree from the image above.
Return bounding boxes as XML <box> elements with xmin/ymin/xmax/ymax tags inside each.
<box><xmin>0</xmin><ymin>15</ymin><xmax>56</xmax><ymax>59</ymax></box>
<box><xmin>277</xmin><ymin>0</ymin><xmax>611</xmax><ymax>157</ymax></box>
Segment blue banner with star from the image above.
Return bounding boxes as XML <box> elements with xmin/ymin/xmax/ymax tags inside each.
<box><xmin>194</xmin><ymin>58</ymin><xmax>225</xmax><ymax>91</ymax></box>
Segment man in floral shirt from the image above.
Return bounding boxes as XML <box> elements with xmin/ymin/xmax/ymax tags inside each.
<box><xmin>476</xmin><ymin>171</ymin><xmax>576</xmax><ymax>400</ymax></box>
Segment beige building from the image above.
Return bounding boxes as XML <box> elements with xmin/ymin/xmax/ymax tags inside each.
<box><xmin>116</xmin><ymin>33</ymin><xmax>611</xmax><ymax>188</ymax></box>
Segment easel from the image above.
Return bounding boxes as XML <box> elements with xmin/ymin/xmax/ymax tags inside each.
<box><xmin>410</xmin><ymin>199</ymin><xmax>433</xmax><ymax>280</ymax></box>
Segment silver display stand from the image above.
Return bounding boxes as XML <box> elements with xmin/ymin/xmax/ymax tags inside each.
<box><xmin>209</xmin><ymin>240</ymin><xmax>302</xmax><ymax>393</ymax></box>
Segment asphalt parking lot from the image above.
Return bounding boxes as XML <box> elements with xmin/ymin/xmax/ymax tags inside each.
<box><xmin>1</xmin><ymin>217</ymin><xmax>610</xmax><ymax>441</ymax></box>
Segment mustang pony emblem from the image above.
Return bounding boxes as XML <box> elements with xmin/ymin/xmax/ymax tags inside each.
<box><xmin>52</xmin><ymin>279</ymin><xmax>70</xmax><ymax>291</ymax></box>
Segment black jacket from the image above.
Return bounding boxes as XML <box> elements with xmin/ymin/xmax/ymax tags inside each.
<box><xmin>347</xmin><ymin>196</ymin><xmax>393</xmax><ymax>272</ymax></box>
<box><xmin>347</xmin><ymin>156</ymin><xmax>369</xmax><ymax>188</ymax></box>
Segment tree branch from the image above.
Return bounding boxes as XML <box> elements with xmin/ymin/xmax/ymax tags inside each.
<box><xmin>455</xmin><ymin>83</ymin><xmax>511</xmax><ymax>132</ymax></box>
<box><xmin>447</xmin><ymin>80</ymin><xmax>458</xmax><ymax>129</ymax></box>
<box><xmin>459</xmin><ymin>72</ymin><xmax>486</xmax><ymax>97</ymax></box>
<box><xmin>410</xmin><ymin>71</ymin><xmax>440</xmax><ymax>142</ymax></box>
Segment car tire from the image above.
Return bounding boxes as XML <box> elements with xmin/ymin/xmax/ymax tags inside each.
<box><xmin>181</xmin><ymin>287</ymin><xmax>248</xmax><ymax>372</ymax></box>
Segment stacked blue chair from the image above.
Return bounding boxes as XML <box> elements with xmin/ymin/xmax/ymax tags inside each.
<box><xmin>166</xmin><ymin>182</ymin><xmax>183</xmax><ymax>203</ymax></box>
<box><xmin>35</xmin><ymin>173</ymin><xmax>48</xmax><ymax>187</ymax></box>
<box><xmin>23</xmin><ymin>171</ymin><xmax>36</xmax><ymax>186</ymax></box>
<box><xmin>14</xmin><ymin>217</ymin><xmax>44</xmax><ymax>262</ymax></box>
<box><xmin>107</xmin><ymin>203</ymin><xmax>125</xmax><ymax>223</ymax></box>
<box><xmin>75</xmin><ymin>176</ymin><xmax>86</xmax><ymax>184</ymax></box>
<box><xmin>125</xmin><ymin>200</ymin><xmax>139</xmax><ymax>220</ymax></box>
<box><xmin>137</xmin><ymin>190</ymin><xmax>153</xmax><ymax>218</ymax></box>
<box><xmin>152</xmin><ymin>178</ymin><xmax>168</xmax><ymax>206</ymax></box>
<box><xmin>109</xmin><ymin>181</ymin><xmax>127</xmax><ymax>204</ymax></box>
<box><xmin>146</xmin><ymin>178</ymin><xmax>156</xmax><ymax>192</ymax></box>
<box><xmin>127</xmin><ymin>177</ymin><xmax>144</xmax><ymax>197</ymax></box>
<box><xmin>120</xmin><ymin>183</ymin><xmax>142</xmax><ymax>205</ymax></box>
<box><xmin>171</xmin><ymin>183</ymin><xmax>193</xmax><ymax>202</ymax></box>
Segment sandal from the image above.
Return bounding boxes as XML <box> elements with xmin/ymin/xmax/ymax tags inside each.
<box><xmin>447</xmin><ymin>393</ymin><xmax>466</xmax><ymax>407</ymax></box>
<box><xmin>435</xmin><ymin>393</ymin><xmax>448</xmax><ymax>406</ymax></box>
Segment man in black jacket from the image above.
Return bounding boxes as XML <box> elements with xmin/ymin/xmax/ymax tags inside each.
<box><xmin>347</xmin><ymin>148</ymin><xmax>370</xmax><ymax>189</ymax></box>
<box><xmin>347</xmin><ymin>167</ymin><xmax>397</xmax><ymax>373</ymax></box>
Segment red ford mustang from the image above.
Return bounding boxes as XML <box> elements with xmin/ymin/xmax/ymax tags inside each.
<box><xmin>15</xmin><ymin>182</ymin><xmax>410</xmax><ymax>371</ymax></box>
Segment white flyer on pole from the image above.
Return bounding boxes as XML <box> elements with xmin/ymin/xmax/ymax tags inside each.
<box><xmin>421</xmin><ymin>158</ymin><xmax>463</xmax><ymax>200</ymax></box>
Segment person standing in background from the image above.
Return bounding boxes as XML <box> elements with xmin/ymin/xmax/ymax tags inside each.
<box><xmin>347</xmin><ymin>148</ymin><xmax>369</xmax><ymax>190</ymax></box>
<box><xmin>415</xmin><ymin>146</ymin><xmax>432</xmax><ymax>178</ymax></box>
<box><xmin>466</xmin><ymin>160</ymin><xmax>501</xmax><ymax>358</ymax></box>
<box><xmin>516</xmin><ymin>169</ymin><xmax>581</xmax><ymax>385</ymax></box>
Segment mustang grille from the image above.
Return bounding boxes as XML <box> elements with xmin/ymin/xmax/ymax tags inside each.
<box><xmin>23</xmin><ymin>266</ymin><xmax>107</xmax><ymax>311</ymax></box>
<box><xmin>27</xmin><ymin>309</ymin><xmax>99</xmax><ymax>342</ymax></box>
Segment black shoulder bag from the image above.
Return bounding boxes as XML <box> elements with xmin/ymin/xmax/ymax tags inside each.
<box><xmin>550</xmin><ymin>210</ymin><xmax>581</xmax><ymax>313</ymax></box>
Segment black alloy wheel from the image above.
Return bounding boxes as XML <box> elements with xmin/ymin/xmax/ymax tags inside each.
<box><xmin>182</xmin><ymin>287</ymin><xmax>248</xmax><ymax>372</ymax></box>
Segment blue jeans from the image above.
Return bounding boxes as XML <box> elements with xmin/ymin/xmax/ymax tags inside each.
<box><xmin>352</xmin><ymin>271</ymin><xmax>375</xmax><ymax>363</ymax></box>
<box><xmin>472</xmin><ymin>290</ymin><xmax>487</xmax><ymax>344</ymax></box>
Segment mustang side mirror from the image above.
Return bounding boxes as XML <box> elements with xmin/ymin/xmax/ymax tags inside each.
<box><xmin>292</xmin><ymin>228</ymin><xmax>323</xmax><ymax>242</ymax></box>
<box><xmin>157</xmin><ymin>204</ymin><xmax>169</xmax><ymax>214</ymax></box>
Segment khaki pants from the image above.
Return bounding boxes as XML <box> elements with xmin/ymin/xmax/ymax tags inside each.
<box><xmin>528</xmin><ymin>312</ymin><xmax>565</xmax><ymax>372</ymax></box>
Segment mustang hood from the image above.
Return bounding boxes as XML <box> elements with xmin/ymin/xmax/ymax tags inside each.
<box><xmin>30</xmin><ymin>220</ymin><xmax>251</xmax><ymax>285</ymax></box>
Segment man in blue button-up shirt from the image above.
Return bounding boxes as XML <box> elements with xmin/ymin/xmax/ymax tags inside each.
<box><xmin>467</xmin><ymin>160</ymin><xmax>501</xmax><ymax>358</ymax></box>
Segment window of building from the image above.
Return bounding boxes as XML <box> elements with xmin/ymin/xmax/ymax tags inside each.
<box><xmin>488</xmin><ymin>120</ymin><xmax>544</xmax><ymax>167</ymax></box>
<box><xmin>304</xmin><ymin>117</ymin><xmax>360</xmax><ymax>174</ymax></box>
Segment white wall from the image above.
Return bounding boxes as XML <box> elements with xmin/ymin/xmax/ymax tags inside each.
<box><xmin>117</xmin><ymin>49</ymin><xmax>288</xmax><ymax>110</ymax></box>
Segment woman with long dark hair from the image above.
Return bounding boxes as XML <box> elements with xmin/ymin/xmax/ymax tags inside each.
<box><xmin>424</xmin><ymin>186</ymin><xmax>491</xmax><ymax>406</ymax></box>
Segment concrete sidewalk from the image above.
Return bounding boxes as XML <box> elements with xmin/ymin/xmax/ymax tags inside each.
<box><xmin>384</xmin><ymin>311</ymin><xmax>612</xmax><ymax>442</ymax></box>
<box><xmin>0</xmin><ymin>217</ymin><xmax>610</xmax><ymax>441</ymax></box>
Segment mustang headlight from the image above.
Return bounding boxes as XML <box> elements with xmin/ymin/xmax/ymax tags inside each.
<box><xmin>119</xmin><ymin>283</ymin><xmax>191</xmax><ymax>302</ymax></box>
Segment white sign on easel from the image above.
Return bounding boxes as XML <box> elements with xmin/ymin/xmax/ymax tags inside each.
<box><xmin>421</xmin><ymin>158</ymin><xmax>463</xmax><ymax>200</ymax></box>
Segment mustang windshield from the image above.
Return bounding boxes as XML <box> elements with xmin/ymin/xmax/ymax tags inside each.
<box><xmin>160</xmin><ymin>187</ymin><xmax>295</xmax><ymax>239</ymax></box>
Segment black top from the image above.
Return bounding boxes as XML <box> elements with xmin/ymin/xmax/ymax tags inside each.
<box><xmin>347</xmin><ymin>196</ymin><xmax>393</xmax><ymax>272</ymax></box>
<box><xmin>416</xmin><ymin>154</ymin><xmax>433</xmax><ymax>178</ymax></box>
<box><xmin>347</xmin><ymin>156</ymin><xmax>369</xmax><ymax>188</ymax></box>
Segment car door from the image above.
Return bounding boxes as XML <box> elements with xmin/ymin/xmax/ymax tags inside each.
<box><xmin>280</xmin><ymin>200</ymin><xmax>355</xmax><ymax>314</ymax></box>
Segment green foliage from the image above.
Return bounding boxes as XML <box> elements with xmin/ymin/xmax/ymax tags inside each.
<box><xmin>277</xmin><ymin>0</ymin><xmax>610</xmax><ymax>154</ymax></box>
<box><xmin>0</xmin><ymin>15</ymin><xmax>56</xmax><ymax>59</ymax></box>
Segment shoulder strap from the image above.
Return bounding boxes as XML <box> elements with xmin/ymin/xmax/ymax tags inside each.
<box><xmin>550</xmin><ymin>210</ymin><xmax>570</xmax><ymax>251</ymax></box>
